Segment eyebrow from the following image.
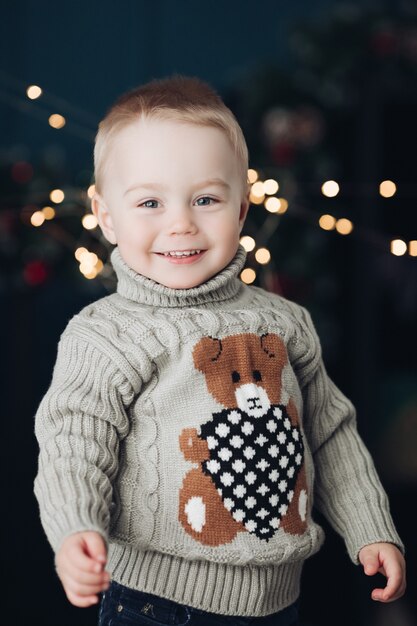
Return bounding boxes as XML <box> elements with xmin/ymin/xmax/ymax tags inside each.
<box><xmin>123</xmin><ymin>178</ymin><xmax>231</xmax><ymax>196</ymax></box>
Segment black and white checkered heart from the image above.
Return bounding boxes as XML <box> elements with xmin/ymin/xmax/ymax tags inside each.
<box><xmin>200</xmin><ymin>404</ymin><xmax>304</xmax><ymax>540</ymax></box>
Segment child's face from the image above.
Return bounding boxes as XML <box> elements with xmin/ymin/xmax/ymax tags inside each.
<box><xmin>92</xmin><ymin>117</ymin><xmax>249</xmax><ymax>289</ymax></box>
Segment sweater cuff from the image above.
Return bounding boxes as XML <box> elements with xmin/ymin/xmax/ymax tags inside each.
<box><xmin>36</xmin><ymin>499</ymin><xmax>110</xmax><ymax>554</ymax></box>
<box><xmin>332</xmin><ymin>495</ymin><xmax>405</xmax><ymax>564</ymax></box>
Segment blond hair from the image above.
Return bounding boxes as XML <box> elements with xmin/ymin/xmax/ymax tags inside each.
<box><xmin>93</xmin><ymin>74</ymin><xmax>249</xmax><ymax>197</ymax></box>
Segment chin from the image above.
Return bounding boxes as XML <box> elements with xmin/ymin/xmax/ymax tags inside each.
<box><xmin>161</xmin><ymin>273</ymin><xmax>209</xmax><ymax>289</ymax></box>
<box><xmin>164</xmin><ymin>280</ymin><xmax>202</xmax><ymax>290</ymax></box>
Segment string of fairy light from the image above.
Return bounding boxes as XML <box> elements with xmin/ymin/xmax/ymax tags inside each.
<box><xmin>238</xmin><ymin>169</ymin><xmax>416</xmax><ymax>285</ymax></box>
<box><xmin>29</xmin><ymin>183</ymin><xmax>103</xmax><ymax>280</ymax></box>
<box><xmin>3</xmin><ymin>82</ymin><xmax>417</xmax><ymax>285</ymax></box>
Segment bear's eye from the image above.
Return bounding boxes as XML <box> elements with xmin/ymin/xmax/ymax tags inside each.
<box><xmin>253</xmin><ymin>370</ymin><xmax>262</xmax><ymax>381</ymax></box>
<box><xmin>231</xmin><ymin>371</ymin><xmax>240</xmax><ymax>383</ymax></box>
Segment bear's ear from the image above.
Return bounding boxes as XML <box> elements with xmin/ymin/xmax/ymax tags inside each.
<box><xmin>193</xmin><ymin>336</ymin><xmax>222</xmax><ymax>372</ymax></box>
<box><xmin>260</xmin><ymin>333</ymin><xmax>286</xmax><ymax>360</ymax></box>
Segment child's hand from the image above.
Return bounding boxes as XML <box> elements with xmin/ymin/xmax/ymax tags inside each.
<box><xmin>55</xmin><ymin>531</ymin><xmax>110</xmax><ymax>607</ymax></box>
<box><xmin>358</xmin><ymin>542</ymin><xmax>406</xmax><ymax>602</ymax></box>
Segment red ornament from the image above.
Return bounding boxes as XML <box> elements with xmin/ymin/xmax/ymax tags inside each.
<box><xmin>370</xmin><ymin>30</ymin><xmax>398</xmax><ymax>57</ymax></box>
<box><xmin>11</xmin><ymin>161</ymin><xmax>34</xmax><ymax>184</ymax></box>
<box><xmin>271</xmin><ymin>141</ymin><xmax>296</xmax><ymax>167</ymax></box>
<box><xmin>23</xmin><ymin>260</ymin><xmax>49</xmax><ymax>286</ymax></box>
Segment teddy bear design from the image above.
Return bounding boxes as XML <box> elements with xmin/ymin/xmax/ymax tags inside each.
<box><xmin>178</xmin><ymin>333</ymin><xmax>308</xmax><ymax>547</ymax></box>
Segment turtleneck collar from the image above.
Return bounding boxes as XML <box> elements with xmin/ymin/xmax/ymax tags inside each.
<box><xmin>111</xmin><ymin>245</ymin><xmax>247</xmax><ymax>308</ymax></box>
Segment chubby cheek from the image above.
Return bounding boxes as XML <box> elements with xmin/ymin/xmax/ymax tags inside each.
<box><xmin>113</xmin><ymin>228</ymin><xmax>152</xmax><ymax>268</ymax></box>
<box><xmin>115</xmin><ymin>216</ymin><xmax>151</xmax><ymax>247</ymax></box>
<box><xmin>218</xmin><ymin>224</ymin><xmax>242</xmax><ymax>257</ymax></box>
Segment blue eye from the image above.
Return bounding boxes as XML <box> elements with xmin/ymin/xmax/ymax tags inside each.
<box><xmin>140</xmin><ymin>200</ymin><xmax>159</xmax><ymax>208</ymax></box>
<box><xmin>196</xmin><ymin>196</ymin><xmax>215</xmax><ymax>206</ymax></box>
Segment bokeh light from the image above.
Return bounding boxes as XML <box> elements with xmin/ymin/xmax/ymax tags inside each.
<box><xmin>263</xmin><ymin>179</ymin><xmax>279</xmax><ymax>195</ymax></box>
<box><xmin>319</xmin><ymin>214</ymin><xmax>337</xmax><ymax>230</ymax></box>
<box><xmin>75</xmin><ymin>247</ymin><xmax>88</xmax><ymax>261</ymax></box>
<box><xmin>240</xmin><ymin>268</ymin><xmax>256</xmax><ymax>284</ymax></box>
<box><xmin>240</xmin><ymin>236</ymin><xmax>256</xmax><ymax>252</ymax></box>
<box><xmin>26</xmin><ymin>85</ymin><xmax>42</xmax><ymax>99</ymax></box>
<box><xmin>321</xmin><ymin>180</ymin><xmax>340</xmax><ymax>197</ymax></box>
<box><xmin>50</xmin><ymin>189</ymin><xmax>65</xmax><ymax>203</ymax></box>
<box><xmin>247</xmin><ymin>169</ymin><xmax>258</xmax><ymax>184</ymax></box>
<box><xmin>251</xmin><ymin>181</ymin><xmax>266</xmax><ymax>199</ymax></box>
<box><xmin>42</xmin><ymin>206</ymin><xmax>56</xmax><ymax>220</ymax></box>
<box><xmin>255</xmin><ymin>248</ymin><xmax>271</xmax><ymax>264</ymax></box>
<box><xmin>30</xmin><ymin>211</ymin><xmax>45</xmax><ymax>227</ymax></box>
<box><xmin>264</xmin><ymin>197</ymin><xmax>281</xmax><ymax>213</ymax></box>
<box><xmin>380</xmin><ymin>180</ymin><xmax>396</xmax><ymax>198</ymax></box>
<box><xmin>82</xmin><ymin>214</ymin><xmax>98</xmax><ymax>230</ymax></box>
<box><xmin>391</xmin><ymin>239</ymin><xmax>407</xmax><ymax>256</ymax></box>
<box><xmin>49</xmin><ymin>114</ymin><xmax>66</xmax><ymax>129</ymax></box>
<box><xmin>335</xmin><ymin>218</ymin><xmax>354</xmax><ymax>235</ymax></box>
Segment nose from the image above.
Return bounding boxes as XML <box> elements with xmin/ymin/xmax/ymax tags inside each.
<box><xmin>167</xmin><ymin>205</ymin><xmax>198</xmax><ymax>236</ymax></box>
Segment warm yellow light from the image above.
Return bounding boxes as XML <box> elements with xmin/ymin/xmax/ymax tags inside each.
<box><xmin>380</xmin><ymin>180</ymin><xmax>396</xmax><ymax>198</ymax></box>
<box><xmin>79</xmin><ymin>251</ymin><xmax>103</xmax><ymax>279</ymax></box>
<box><xmin>248</xmin><ymin>169</ymin><xmax>258</xmax><ymax>184</ymax></box>
<box><xmin>82</xmin><ymin>214</ymin><xmax>98</xmax><ymax>230</ymax></box>
<box><xmin>240</xmin><ymin>268</ymin><xmax>256</xmax><ymax>284</ymax></box>
<box><xmin>336</xmin><ymin>218</ymin><xmax>354</xmax><ymax>235</ymax></box>
<box><xmin>249</xmin><ymin>191</ymin><xmax>265</xmax><ymax>205</ymax></box>
<box><xmin>30</xmin><ymin>210</ymin><xmax>45</xmax><ymax>227</ymax></box>
<box><xmin>88</xmin><ymin>252</ymin><xmax>98</xmax><ymax>266</ymax></box>
<box><xmin>49</xmin><ymin>114</ymin><xmax>66</xmax><ymax>129</ymax></box>
<box><xmin>75</xmin><ymin>247</ymin><xmax>88</xmax><ymax>261</ymax></box>
<box><xmin>50</xmin><ymin>189</ymin><xmax>65</xmax><ymax>203</ymax></box>
<box><xmin>240</xmin><ymin>236</ymin><xmax>256</xmax><ymax>252</ymax></box>
<box><xmin>82</xmin><ymin>268</ymin><xmax>98</xmax><ymax>280</ymax></box>
<box><xmin>409</xmin><ymin>240</ymin><xmax>417</xmax><ymax>257</ymax></box>
<box><xmin>277</xmin><ymin>198</ymin><xmax>288</xmax><ymax>214</ymax></box>
<box><xmin>264</xmin><ymin>179</ymin><xmax>279</xmax><ymax>195</ymax></box>
<box><xmin>26</xmin><ymin>85</ymin><xmax>42</xmax><ymax>99</ymax></box>
<box><xmin>251</xmin><ymin>181</ymin><xmax>265</xmax><ymax>198</ymax></box>
<box><xmin>319</xmin><ymin>214</ymin><xmax>337</xmax><ymax>231</ymax></box>
<box><xmin>42</xmin><ymin>206</ymin><xmax>55</xmax><ymax>220</ymax></box>
<box><xmin>321</xmin><ymin>180</ymin><xmax>340</xmax><ymax>197</ymax></box>
<box><xmin>87</xmin><ymin>184</ymin><xmax>96</xmax><ymax>199</ymax></box>
<box><xmin>391</xmin><ymin>239</ymin><xmax>407</xmax><ymax>256</ymax></box>
<box><xmin>80</xmin><ymin>252</ymin><xmax>99</xmax><ymax>275</ymax></box>
<box><xmin>264</xmin><ymin>197</ymin><xmax>281</xmax><ymax>213</ymax></box>
<box><xmin>255</xmin><ymin>248</ymin><xmax>271</xmax><ymax>264</ymax></box>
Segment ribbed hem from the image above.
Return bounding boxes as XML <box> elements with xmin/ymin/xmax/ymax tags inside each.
<box><xmin>107</xmin><ymin>544</ymin><xmax>302</xmax><ymax>617</ymax></box>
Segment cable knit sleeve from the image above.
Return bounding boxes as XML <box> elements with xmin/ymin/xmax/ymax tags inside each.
<box><xmin>34</xmin><ymin>322</ymin><xmax>139</xmax><ymax>553</ymax></box>
<box><xmin>298</xmin><ymin>307</ymin><xmax>404</xmax><ymax>563</ymax></box>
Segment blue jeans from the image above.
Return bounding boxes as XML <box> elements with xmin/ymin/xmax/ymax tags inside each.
<box><xmin>98</xmin><ymin>581</ymin><xmax>299</xmax><ymax>625</ymax></box>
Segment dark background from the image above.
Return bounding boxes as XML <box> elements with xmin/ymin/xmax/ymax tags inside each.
<box><xmin>1</xmin><ymin>1</ymin><xmax>416</xmax><ymax>625</ymax></box>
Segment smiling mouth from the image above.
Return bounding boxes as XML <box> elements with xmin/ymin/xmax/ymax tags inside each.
<box><xmin>155</xmin><ymin>249</ymin><xmax>206</xmax><ymax>264</ymax></box>
<box><xmin>157</xmin><ymin>250</ymin><xmax>203</xmax><ymax>258</ymax></box>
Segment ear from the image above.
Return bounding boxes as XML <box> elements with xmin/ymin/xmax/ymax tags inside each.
<box><xmin>260</xmin><ymin>333</ymin><xmax>286</xmax><ymax>361</ymax></box>
<box><xmin>238</xmin><ymin>191</ymin><xmax>250</xmax><ymax>232</ymax></box>
<box><xmin>193</xmin><ymin>336</ymin><xmax>223</xmax><ymax>372</ymax></box>
<box><xmin>91</xmin><ymin>193</ymin><xmax>117</xmax><ymax>244</ymax></box>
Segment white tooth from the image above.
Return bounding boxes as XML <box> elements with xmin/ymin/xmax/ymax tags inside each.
<box><xmin>164</xmin><ymin>250</ymin><xmax>201</xmax><ymax>257</ymax></box>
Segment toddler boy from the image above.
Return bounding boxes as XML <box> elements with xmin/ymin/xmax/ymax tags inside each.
<box><xmin>34</xmin><ymin>75</ymin><xmax>405</xmax><ymax>622</ymax></box>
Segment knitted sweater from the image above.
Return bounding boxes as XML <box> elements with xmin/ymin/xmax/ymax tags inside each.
<box><xmin>34</xmin><ymin>245</ymin><xmax>403</xmax><ymax>617</ymax></box>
